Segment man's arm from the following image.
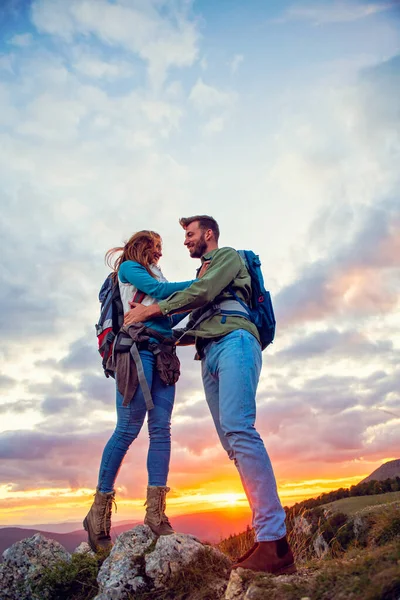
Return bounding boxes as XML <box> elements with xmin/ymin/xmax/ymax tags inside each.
<box><xmin>124</xmin><ymin>248</ymin><xmax>241</xmax><ymax>325</ymax></box>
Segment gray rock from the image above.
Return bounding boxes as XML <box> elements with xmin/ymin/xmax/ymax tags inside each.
<box><xmin>73</xmin><ymin>541</ymin><xmax>95</xmax><ymax>555</ymax></box>
<box><xmin>0</xmin><ymin>533</ymin><xmax>70</xmax><ymax>600</ymax></box>
<box><xmin>313</xmin><ymin>533</ymin><xmax>329</xmax><ymax>558</ymax></box>
<box><xmin>225</xmin><ymin>568</ymin><xmax>248</xmax><ymax>600</ymax></box>
<box><xmin>95</xmin><ymin>524</ymin><xmax>229</xmax><ymax>600</ymax></box>
<box><xmin>145</xmin><ymin>531</ymin><xmax>204</xmax><ymax>587</ymax></box>
<box><xmin>225</xmin><ymin>565</ymin><xmax>306</xmax><ymax>600</ymax></box>
<box><xmin>353</xmin><ymin>514</ymin><xmax>369</xmax><ymax>541</ymax></box>
<box><xmin>95</xmin><ymin>525</ymin><xmax>156</xmax><ymax>599</ymax></box>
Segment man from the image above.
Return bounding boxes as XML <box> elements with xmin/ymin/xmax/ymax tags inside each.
<box><xmin>124</xmin><ymin>215</ymin><xmax>296</xmax><ymax>575</ymax></box>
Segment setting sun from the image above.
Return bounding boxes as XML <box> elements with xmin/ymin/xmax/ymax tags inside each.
<box><xmin>220</xmin><ymin>493</ymin><xmax>242</xmax><ymax>507</ymax></box>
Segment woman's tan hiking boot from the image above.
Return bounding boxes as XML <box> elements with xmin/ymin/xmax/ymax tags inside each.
<box><xmin>83</xmin><ymin>489</ymin><xmax>116</xmax><ymax>553</ymax></box>
<box><xmin>144</xmin><ymin>485</ymin><xmax>175</xmax><ymax>536</ymax></box>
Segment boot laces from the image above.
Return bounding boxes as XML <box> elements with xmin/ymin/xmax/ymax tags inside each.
<box><xmin>160</xmin><ymin>490</ymin><xmax>171</xmax><ymax>524</ymax></box>
<box><xmin>95</xmin><ymin>493</ymin><xmax>117</xmax><ymax>535</ymax></box>
<box><xmin>144</xmin><ymin>486</ymin><xmax>169</xmax><ymax>526</ymax></box>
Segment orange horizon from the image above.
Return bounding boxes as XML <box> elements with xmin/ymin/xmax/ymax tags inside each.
<box><xmin>0</xmin><ymin>471</ymin><xmax>378</xmax><ymax>527</ymax></box>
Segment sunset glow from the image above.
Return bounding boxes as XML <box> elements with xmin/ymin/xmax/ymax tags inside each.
<box><xmin>0</xmin><ymin>471</ymin><xmax>386</xmax><ymax>527</ymax></box>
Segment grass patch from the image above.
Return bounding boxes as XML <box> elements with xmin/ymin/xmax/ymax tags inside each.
<box><xmin>31</xmin><ymin>551</ymin><xmax>104</xmax><ymax>600</ymax></box>
<box><xmin>368</xmin><ymin>503</ymin><xmax>400</xmax><ymax>547</ymax></box>
<box><xmin>240</xmin><ymin>539</ymin><xmax>400</xmax><ymax>600</ymax></box>
<box><xmin>321</xmin><ymin>491</ymin><xmax>400</xmax><ymax>516</ymax></box>
<box><xmin>131</xmin><ymin>546</ymin><xmax>231</xmax><ymax>600</ymax></box>
<box><xmin>217</xmin><ymin>525</ymin><xmax>255</xmax><ymax>562</ymax></box>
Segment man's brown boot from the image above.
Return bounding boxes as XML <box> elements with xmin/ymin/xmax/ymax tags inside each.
<box><xmin>232</xmin><ymin>536</ymin><xmax>296</xmax><ymax>575</ymax></box>
<box><xmin>83</xmin><ymin>489</ymin><xmax>115</xmax><ymax>553</ymax></box>
<box><xmin>234</xmin><ymin>542</ymin><xmax>259</xmax><ymax>564</ymax></box>
<box><xmin>144</xmin><ymin>485</ymin><xmax>175</xmax><ymax>536</ymax></box>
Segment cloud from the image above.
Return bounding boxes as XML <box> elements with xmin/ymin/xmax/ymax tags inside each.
<box><xmin>71</xmin><ymin>51</ymin><xmax>135</xmax><ymax>80</ymax></box>
<box><xmin>9</xmin><ymin>33</ymin><xmax>33</xmax><ymax>47</ymax></box>
<box><xmin>203</xmin><ymin>116</ymin><xmax>226</xmax><ymax>135</ymax></box>
<box><xmin>0</xmin><ymin>400</ymin><xmax>37</xmax><ymax>414</ymax></box>
<box><xmin>282</xmin><ymin>2</ymin><xmax>395</xmax><ymax>25</ymax></box>
<box><xmin>275</xmin><ymin>328</ymin><xmax>393</xmax><ymax>361</ymax></box>
<box><xmin>229</xmin><ymin>54</ymin><xmax>244</xmax><ymax>74</ymax></box>
<box><xmin>78</xmin><ymin>373</ymin><xmax>115</xmax><ymax>407</ymax></box>
<box><xmin>57</xmin><ymin>334</ymin><xmax>100</xmax><ymax>372</ymax></box>
<box><xmin>0</xmin><ymin>190</ymin><xmax>101</xmax><ymax>347</ymax></box>
<box><xmin>0</xmin><ymin>375</ymin><xmax>17</xmax><ymax>391</ymax></box>
<box><xmin>188</xmin><ymin>78</ymin><xmax>236</xmax><ymax>134</ymax></box>
<box><xmin>189</xmin><ymin>78</ymin><xmax>235</xmax><ymax>114</ymax></box>
<box><xmin>41</xmin><ymin>395</ymin><xmax>78</xmax><ymax>416</ymax></box>
<box><xmin>31</xmin><ymin>0</ymin><xmax>200</xmax><ymax>87</ymax></box>
<box><xmin>276</xmin><ymin>200</ymin><xmax>400</xmax><ymax>327</ymax></box>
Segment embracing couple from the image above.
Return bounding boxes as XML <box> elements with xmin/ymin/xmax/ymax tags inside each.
<box><xmin>83</xmin><ymin>215</ymin><xmax>296</xmax><ymax>576</ymax></box>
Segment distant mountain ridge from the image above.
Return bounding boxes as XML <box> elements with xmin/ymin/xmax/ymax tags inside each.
<box><xmin>0</xmin><ymin>519</ymin><xmax>137</xmax><ymax>534</ymax></box>
<box><xmin>360</xmin><ymin>459</ymin><xmax>400</xmax><ymax>483</ymax></box>
<box><xmin>0</xmin><ymin>508</ymin><xmax>252</xmax><ymax>559</ymax></box>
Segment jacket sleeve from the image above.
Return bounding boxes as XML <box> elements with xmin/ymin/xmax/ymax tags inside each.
<box><xmin>119</xmin><ymin>261</ymin><xmax>195</xmax><ymax>300</ymax></box>
<box><xmin>158</xmin><ymin>248</ymin><xmax>242</xmax><ymax>315</ymax></box>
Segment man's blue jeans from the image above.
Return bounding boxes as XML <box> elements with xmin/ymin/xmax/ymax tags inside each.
<box><xmin>201</xmin><ymin>329</ymin><xmax>287</xmax><ymax>541</ymax></box>
<box><xmin>98</xmin><ymin>350</ymin><xmax>175</xmax><ymax>493</ymax></box>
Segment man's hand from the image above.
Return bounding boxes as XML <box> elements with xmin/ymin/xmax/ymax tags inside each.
<box><xmin>124</xmin><ymin>302</ymin><xmax>162</xmax><ymax>326</ymax></box>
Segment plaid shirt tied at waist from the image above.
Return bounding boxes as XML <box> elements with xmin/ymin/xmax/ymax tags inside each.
<box><xmin>105</xmin><ymin>323</ymin><xmax>180</xmax><ymax>410</ymax></box>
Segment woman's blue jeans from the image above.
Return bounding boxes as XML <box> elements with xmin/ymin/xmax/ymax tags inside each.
<box><xmin>201</xmin><ymin>329</ymin><xmax>287</xmax><ymax>542</ymax></box>
<box><xmin>98</xmin><ymin>350</ymin><xmax>175</xmax><ymax>493</ymax></box>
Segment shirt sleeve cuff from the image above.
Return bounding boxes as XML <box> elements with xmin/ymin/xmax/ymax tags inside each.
<box><xmin>158</xmin><ymin>300</ymin><xmax>170</xmax><ymax>315</ymax></box>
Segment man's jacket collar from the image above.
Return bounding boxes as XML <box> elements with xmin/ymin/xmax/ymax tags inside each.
<box><xmin>201</xmin><ymin>248</ymin><xmax>218</xmax><ymax>263</ymax></box>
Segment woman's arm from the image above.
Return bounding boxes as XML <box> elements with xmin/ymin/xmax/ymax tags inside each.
<box><xmin>119</xmin><ymin>261</ymin><xmax>195</xmax><ymax>300</ymax></box>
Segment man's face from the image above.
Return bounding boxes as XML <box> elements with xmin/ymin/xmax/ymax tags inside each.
<box><xmin>184</xmin><ymin>221</ymin><xmax>208</xmax><ymax>258</ymax></box>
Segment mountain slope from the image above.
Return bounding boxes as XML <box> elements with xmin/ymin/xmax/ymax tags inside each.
<box><xmin>360</xmin><ymin>458</ymin><xmax>400</xmax><ymax>483</ymax></box>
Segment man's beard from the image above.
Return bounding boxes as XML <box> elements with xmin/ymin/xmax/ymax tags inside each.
<box><xmin>190</xmin><ymin>233</ymin><xmax>208</xmax><ymax>258</ymax></box>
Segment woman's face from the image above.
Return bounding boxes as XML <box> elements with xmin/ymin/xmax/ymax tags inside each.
<box><xmin>152</xmin><ymin>238</ymin><xmax>162</xmax><ymax>264</ymax></box>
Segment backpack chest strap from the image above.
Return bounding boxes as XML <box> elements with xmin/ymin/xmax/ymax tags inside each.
<box><xmin>217</xmin><ymin>298</ymin><xmax>250</xmax><ymax>318</ymax></box>
<box><xmin>182</xmin><ymin>298</ymin><xmax>250</xmax><ymax>336</ymax></box>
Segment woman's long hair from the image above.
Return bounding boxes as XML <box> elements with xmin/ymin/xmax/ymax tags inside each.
<box><xmin>105</xmin><ymin>230</ymin><xmax>161</xmax><ymax>281</ymax></box>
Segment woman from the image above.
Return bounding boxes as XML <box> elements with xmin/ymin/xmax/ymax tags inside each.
<box><xmin>84</xmin><ymin>230</ymin><xmax>194</xmax><ymax>552</ymax></box>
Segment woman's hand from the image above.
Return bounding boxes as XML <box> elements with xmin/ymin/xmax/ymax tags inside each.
<box><xmin>124</xmin><ymin>302</ymin><xmax>163</xmax><ymax>326</ymax></box>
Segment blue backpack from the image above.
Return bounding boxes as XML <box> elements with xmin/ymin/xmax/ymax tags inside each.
<box><xmin>231</xmin><ymin>250</ymin><xmax>276</xmax><ymax>350</ymax></box>
<box><xmin>184</xmin><ymin>250</ymin><xmax>276</xmax><ymax>350</ymax></box>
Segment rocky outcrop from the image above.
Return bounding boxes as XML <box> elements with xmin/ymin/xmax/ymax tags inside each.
<box><xmin>0</xmin><ymin>533</ymin><xmax>70</xmax><ymax>600</ymax></box>
<box><xmin>0</xmin><ymin>526</ymin><xmax>231</xmax><ymax>600</ymax></box>
<box><xmin>95</xmin><ymin>525</ymin><xmax>230</xmax><ymax>599</ymax></box>
<box><xmin>225</xmin><ymin>567</ymin><xmax>310</xmax><ymax>600</ymax></box>
<box><xmin>0</xmin><ymin>526</ymin><xmax>308</xmax><ymax>600</ymax></box>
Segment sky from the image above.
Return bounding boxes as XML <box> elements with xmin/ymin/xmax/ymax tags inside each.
<box><xmin>0</xmin><ymin>0</ymin><xmax>399</xmax><ymax>528</ymax></box>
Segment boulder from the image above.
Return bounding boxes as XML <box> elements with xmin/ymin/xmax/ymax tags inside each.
<box><xmin>73</xmin><ymin>541</ymin><xmax>95</xmax><ymax>556</ymax></box>
<box><xmin>0</xmin><ymin>533</ymin><xmax>71</xmax><ymax>600</ymax></box>
<box><xmin>225</xmin><ymin>567</ymin><xmax>306</xmax><ymax>600</ymax></box>
<box><xmin>95</xmin><ymin>524</ymin><xmax>230</xmax><ymax>599</ymax></box>
<box><xmin>95</xmin><ymin>525</ymin><xmax>157</xmax><ymax>599</ymax></box>
<box><xmin>144</xmin><ymin>530</ymin><xmax>204</xmax><ymax>587</ymax></box>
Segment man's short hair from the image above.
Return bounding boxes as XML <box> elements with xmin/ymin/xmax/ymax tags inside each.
<box><xmin>179</xmin><ymin>215</ymin><xmax>220</xmax><ymax>241</ymax></box>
